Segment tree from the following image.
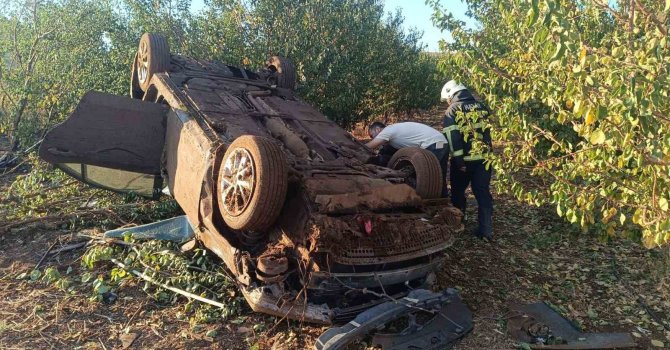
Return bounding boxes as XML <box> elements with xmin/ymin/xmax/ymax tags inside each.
<box><xmin>1</xmin><ymin>0</ymin><xmax>443</xmax><ymax>149</ymax></box>
<box><xmin>0</xmin><ymin>0</ymin><xmax>137</xmax><ymax>151</ymax></box>
<box><xmin>430</xmin><ymin>0</ymin><xmax>670</xmax><ymax>247</ymax></box>
<box><xmin>190</xmin><ymin>0</ymin><xmax>443</xmax><ymax>127</ymax></box>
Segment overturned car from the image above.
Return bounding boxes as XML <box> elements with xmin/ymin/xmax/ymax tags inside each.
<box><xmin>39</xmin><ymin>33</ymin><xmax>464</xmax><ymax>324</ymax></box>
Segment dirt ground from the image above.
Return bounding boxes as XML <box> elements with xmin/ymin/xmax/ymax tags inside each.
<box><xmin>1</xmin><ymin>132</ymin><xmax>669</xmax><ymax>349</ymax></box>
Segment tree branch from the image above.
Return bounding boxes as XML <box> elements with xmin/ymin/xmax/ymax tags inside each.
<box><xmin>634</xmin><ymin>0</ymin><xmax>668</xmax><ymax>36</ymax></box>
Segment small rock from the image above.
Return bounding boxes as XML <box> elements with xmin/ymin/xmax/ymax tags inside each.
<box><xmin>237</xmin><ymin>326</ymin><xmax>252</xmax><ymax>334</ymax></box>
<box><xmin>120</xmin><ymin>333</ymin><xmax>138</xmax><ymax>349</ymax></box>
<box><xmin>102</xmin><ymin>292</ymin><xmax>118</xmax><ymax>305</ymax></box>
<box><xmin>651</xmin><ymin>339</ymin><xmax>664</xmax><ymax>348</ymax></box>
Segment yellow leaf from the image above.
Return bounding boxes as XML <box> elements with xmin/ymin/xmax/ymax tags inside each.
<box><xmin>632</xmin><ymin>208</ymin><xmax>644</xmax><ymax>224</ymax></box>
<box><xmin>659</xmin><ymin>197</ymin><xmax>668</xmax><ymax>211</ymax></box>
<box><xmin>585</xmin><ymin>107</ymin><xmax>596</xmax><ymax>125</ymax></box>
<box><xmin>579</xmin><ymin>46</ymin><xmax>587</xmax><ymax>66</ymax></box>
<box><xmin>642</xmin><ymin>231</ymin><xmax>656</xmax><ymax>249</ymax></box>
<box><xmin>589</xmin><ymin>129</ymin><xmax>606</xmax><ymax>144</ymax></box>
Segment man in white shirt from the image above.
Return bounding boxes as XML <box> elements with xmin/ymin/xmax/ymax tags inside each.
<box><xmin>365</xmin><ymin>121</ymin><xmax>448</xmax><ymax>197</ymax></box>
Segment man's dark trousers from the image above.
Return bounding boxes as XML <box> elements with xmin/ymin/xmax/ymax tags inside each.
<box><xmin>450</xmin><ymin>160</ymin><xmax>493</xmax><ymax>238</ymax></box>
<box><xmin>425</xmin><ymin>143</ymin><xmax>449</xmax><ymax>198</ymax></box>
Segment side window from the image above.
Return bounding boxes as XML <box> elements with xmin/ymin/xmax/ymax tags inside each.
<box><xmin>58</xmin><ymin>163</ymin><xmax>162</xmax><ymax>199</ymax></box>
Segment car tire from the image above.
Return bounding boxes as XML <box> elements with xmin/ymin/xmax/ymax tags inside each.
<box><xmin>136</xmin><ymin>33</ymin><xmax>170</xmax><ymax>92</ymax></box>
<box><xmin>266</xmin><ymin>56</ymin><xmax>297</xmax><ymax>90</ymax></box>
<box><xmin>388</xmin><ymin>147</ymin><xmax>443</xmax><ymax>199</ymax></box>
<box><xmin>217</xmin><ymin>135</ymin><xmax>288</xmax><ymax>232</ymax></box>
<box><xmin>130</xmin><ymin>53</ymin><xmax>144</xmax><ymax>99</ymax></box>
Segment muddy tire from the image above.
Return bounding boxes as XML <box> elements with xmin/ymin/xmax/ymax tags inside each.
<box><xmin>266</xmin><ymin>56</ymin><xmax>297</xmax><ymax>90</ymax></box>
<box><xmin>217</xmin><ymin>136</ymin><xmax>288</xmax><ymax>232</ymax></box>
<box><xmin>136</xmin><ymin>33</ymin><xmax>170</xmax><ymax>92</ymax></box>
<box><xmin>388</xmin><ymin>147</ymin><xmax>443</xmax><ymax>199</ymax></box>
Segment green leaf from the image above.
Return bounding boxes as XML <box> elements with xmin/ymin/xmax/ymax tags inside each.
<box><xmin>518</xmin><ymin>342</ymin><xmax>532</xmax><ymax>350</ymax></box>
<box><xmin>526</xmin><ymin>0</ymin><xmax>540</xmax><ymax>26</ymax></box>
<box><xmin>659</xmin><ymin>197</ymin><xmax>668</xmax><ymax>211</ymax></box>
<box><xmin>596</xmin><ymin>105</ymin><xmax>607</xmax><ymax>119</ymax></box>
<box><xmin>651</xmin><ymin>339</ymin><xmax>664</xmax><ymax>348</ymax></box>
<box><xmin>550</xmin><ymin>43</ymin><xmax>565</xmax><ymax>62</ymax></box>
<box><xmin>619</xmin><ymin>213</ymin><xmax>626</xmax><ymax>225</ymax></box>
<box><xmin>589</xmin><ymin>130</ymin><xmax>606</xmax><ymax>144</ymax></box>
<box><xmin>30</xmin><ymin>269</ymin><xmax>42</xmax><ymax>281</ymax></box>
<box><xmin>665</xmin><ymin>0</ymin><xmax>670</xmax><ymax>12</ymax></box>
<box><xmin>585</xmin><ymin>75</ymin><xmax>594</xmax><ymax>85</ymax></box>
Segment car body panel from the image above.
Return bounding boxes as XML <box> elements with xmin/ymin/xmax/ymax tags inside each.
<box><xmin>164</xmin><ymin>108</ymin><xmax>214</xmax><ymax>225</ymax></box>
<box><xmin>40</xmin><ymin>91</ymin><xmax>168</xmax><ymax>175</ymax></box>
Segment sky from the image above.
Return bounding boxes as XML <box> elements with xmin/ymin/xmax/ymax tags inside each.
<box><xmin>383</xmin><ymin>0</ymin><xmax>469</xmax><ymax>51</ymax></box>
<box><xmin>189</xmin><ymin>0</ymin><xmax>472</xmax><ymax>52</ymax></box>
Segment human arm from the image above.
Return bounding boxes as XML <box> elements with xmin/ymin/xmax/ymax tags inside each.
<box><xmin>365</xmin><ymin>137</ymin><xmax>388</xmax><ymax>150</ymax></box>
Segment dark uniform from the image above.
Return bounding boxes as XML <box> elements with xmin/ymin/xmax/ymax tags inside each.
<box><xmin>442</xmin><ymin>89</ymin><xmax>493</xmax><ymax>239</ymax></box>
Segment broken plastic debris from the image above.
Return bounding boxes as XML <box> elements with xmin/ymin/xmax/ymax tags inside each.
<box><xmin>104</xmin><ymin>215</ymin><xmax>195</xmax><ymax>243</ymax></box>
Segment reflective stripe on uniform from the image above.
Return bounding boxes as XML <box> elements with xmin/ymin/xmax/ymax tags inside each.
<box><xmin>442</xmin><ymin>126</ymin><xmax>456</xmax><ymax>153</ymax></box>
<box><xmin>464</xmin><ymin>154</ymin><xmax>485</xmax><ymax>161</ymax></box>
<box><xmin>453</xmin><ymin>149</ymin><xmax>464</xmax><ymax>157</ymax></box>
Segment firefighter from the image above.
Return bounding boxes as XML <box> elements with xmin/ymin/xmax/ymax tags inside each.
<box><xmin>366</xmin><ymin>121</ymin><xmax>449</xmax><ymax>197</ymax></box>
<box><xmin>441</xmin><ymin>80</ymin><xmax>494</xmax><ymax>240</ymax></box>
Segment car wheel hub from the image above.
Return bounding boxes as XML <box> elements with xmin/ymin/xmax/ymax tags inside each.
<box><xmin>221</xmin><ymin>148</ymin><xmax>255</xmax><ymax>217</ymax></box>
<box><xmin>137</xmin><ymin>41</ymin><xmax>149</xmax><ymax>84</ymax></box>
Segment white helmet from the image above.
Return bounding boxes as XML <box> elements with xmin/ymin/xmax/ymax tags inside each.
<box><xmin>441</xmin><ymin>80</ymin><xmax>467</xmax><ymax>102</ymax></box>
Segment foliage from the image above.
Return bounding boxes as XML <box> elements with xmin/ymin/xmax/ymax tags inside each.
<box><xmin>1</xmin><ymin>155</ymin><xmax>180</xmax><ymax>232</ymax></box>
<box><xmin>0</xmin><ymin>0</ymin><xmax>443</xmax><ymax>151</ymax></box>
<box><xmin>430</xmin><ymin>0</ymin><xmax>670</xmax><ymax>247</ymax></box>
<box><xmin>0</xmin><ymin>0</ymin><xmax>137</xmax><ymax>151</ymax></box>
<box><xmin>81</xmin><ymin>236</ymin><xmax>245</xmax><ymax>322</ymax></box>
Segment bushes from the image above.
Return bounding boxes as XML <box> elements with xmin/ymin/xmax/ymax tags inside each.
<box><xmin>431</xmin><ymin>0</ymin><xmax>670</xmax><ymax>247</ymax></box>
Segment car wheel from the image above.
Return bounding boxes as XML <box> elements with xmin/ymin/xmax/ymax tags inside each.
<box><xmin>217</xmin><ymin>135</ymin><xmax>288</xmax><ymax>232</ymax></box>
<box><xmin>388</xmin><ymin>147</ymin><xmax>443</xmax><ymax>199</ymax></box>
<box><xmin>266</xmin><ymin>56</ymin><xmax>297</xmax><ymax>90</ymax></box>
<box><xmin>130</xmin><ymin>53</ymin><xmax>144</xmax><ymax>99</ymax></box>
<box><xmin>136</xmin><ymin>33</ymin><xmax>170</xmax><ymax>92</ymax></box>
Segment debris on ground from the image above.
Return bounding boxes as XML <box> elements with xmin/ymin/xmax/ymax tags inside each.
<box><xmin>507</xmin><ymin>302</ymin><xmax>636</xmax><ymax>349</ymax></box>
<box><xmin>315</xmin><ymin>288</ymin><xmax>472</xmax><ymax>350</ymax></box>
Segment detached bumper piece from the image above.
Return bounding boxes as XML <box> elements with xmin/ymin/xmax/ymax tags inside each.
<box><xmin>314</xmin><ymin>288</ymin><xmax>473</xmax><ymax>350</ymax></box>
<box><xmin>507</xmin><ymin>302</ymin><xmax>636</xmax><ymax>349</ymax></box>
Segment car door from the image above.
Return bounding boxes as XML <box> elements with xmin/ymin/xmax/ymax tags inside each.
<box><xmin>39</xmin><ymin>91</ymin><xmax>168</xmax><ymax>199</ymax></box>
